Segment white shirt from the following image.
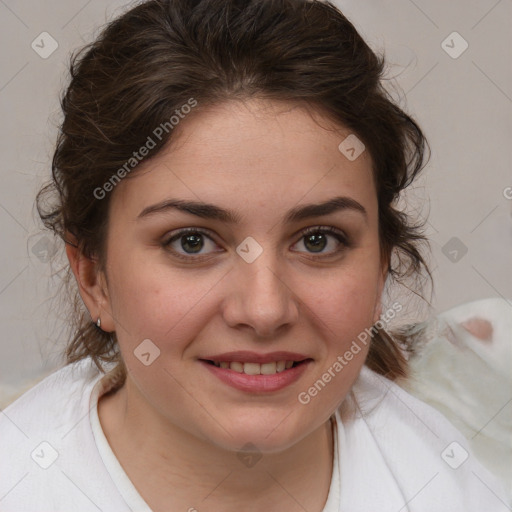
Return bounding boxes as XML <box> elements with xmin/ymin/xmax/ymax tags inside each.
<box><xmin>0</xmin><ymin>357</ymin><xmax>509</xmax><ymax>511</ymax></box>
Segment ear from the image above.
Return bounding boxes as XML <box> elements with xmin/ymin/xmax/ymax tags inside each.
<box><xmin>65</xmin><ymin>233</ymin><xmax>115</xmax><ymax>332</ymax></box>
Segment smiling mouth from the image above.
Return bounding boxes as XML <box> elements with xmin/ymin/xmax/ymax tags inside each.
<box><xmin>199</xmin><ymin>359</ymin><xmax>310</xmax><ymax>375</ymax></box>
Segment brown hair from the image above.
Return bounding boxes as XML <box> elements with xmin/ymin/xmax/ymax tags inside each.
<box><xmin>37</xmin><ymin>0</ymin><xmax>433</xmax><ymax>387</ymax></box>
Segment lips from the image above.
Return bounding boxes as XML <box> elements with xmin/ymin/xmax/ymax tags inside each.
<box><xmin>198</xmin><ymin>351</ymin><xmax>313</xmax><ymax>392</ymax></box>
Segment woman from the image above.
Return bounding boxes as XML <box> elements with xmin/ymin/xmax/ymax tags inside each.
<box><xmin>0</xmin><ymin>0</ymin><xmax>507</xmax><ymax>510</ymax></box>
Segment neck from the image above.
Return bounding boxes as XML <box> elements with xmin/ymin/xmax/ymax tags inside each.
<box><xmin>98</xmin><ymin>376</ymin><xmax>335</xmax><ymax>512</ymax></box>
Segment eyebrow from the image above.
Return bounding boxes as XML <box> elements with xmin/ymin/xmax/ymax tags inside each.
<box><xmin>137</xmin><ymin>195</ymin><xmax>368</xmax><ymax>224</ymax></box>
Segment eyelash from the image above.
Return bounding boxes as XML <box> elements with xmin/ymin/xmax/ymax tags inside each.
<box><xmin>162</xmin><ymin>226</ymin><xmax>350</xmax><ymax>262</ymax></box>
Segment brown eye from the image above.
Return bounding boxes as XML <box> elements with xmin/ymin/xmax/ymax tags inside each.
<box><xmin>303</xmin><ymin>232</ymin><xmax>328</xmax><ymax>253</ymax></box>
<box><xmin>163</xmin><ymin>228</ymin><xmax>222</xmax><ymax>260</ymax></box>
<box><xmin>178</xmin><ymin>233</ymin><xmax>204</xmax><ymax>254</ymax></box>
<box><xmin>292</xmin><ymin>227</ymin><xmax>349</xmax><ymax>256</ymax></box>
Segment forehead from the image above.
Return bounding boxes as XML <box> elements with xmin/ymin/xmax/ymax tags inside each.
<box><xmin>111</xmin><ymin>99</ymin><xmax>377</xmax><ymax>220</ymax></box>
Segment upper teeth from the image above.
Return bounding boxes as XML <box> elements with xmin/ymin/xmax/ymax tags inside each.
<box><xmin>213</xmin><ymin>360</ymin><xmax>295</xmax><ymax>374</ymax></box>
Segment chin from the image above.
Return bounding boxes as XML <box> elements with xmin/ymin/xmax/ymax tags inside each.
<box><xmin>198</xmin><ymin>413</ymin><xmax>317</xmax><ymax>455</ymax></box>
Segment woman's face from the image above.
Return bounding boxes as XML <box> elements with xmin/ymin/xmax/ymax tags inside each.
<box><xmin>100</xmin><ymin>99</ymin><xmax>387</xmax><ymax>453</ymax></box>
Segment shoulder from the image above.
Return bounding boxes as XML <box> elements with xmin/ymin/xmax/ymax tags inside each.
<box><xmin>0</xmin><ymin>358</ymin><xmax>121</xmax><ymax>510</ymax></box>
<box><xmin>1</xmin><ymin>358</ymin><xmax>104</xmax><ymax>438</ymax></box>
<box><xmin>334</xmin><ymin>365</ymin><xmax>510</xmax><ymax>511</ymax></box>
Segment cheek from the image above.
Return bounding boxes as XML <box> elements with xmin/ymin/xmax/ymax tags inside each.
<box><xmin>106</xmin><ymin>252</ymin><xmax>223</xmax><ymax>349</ymax></box>
<box><xmin>301</xmin><ymin>267</ymin><xmax>380</xmax><ymax>350</ymax></box>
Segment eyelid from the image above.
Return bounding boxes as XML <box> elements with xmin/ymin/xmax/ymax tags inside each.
<box><xmin>163</xmin><ymin>226</ymin><xmax>218</xmax><ymax>244</ymax></box>
<box><xmin>297</xmin><ymin>225</ymin><xmax>347</xmax><ymax>241</ymax></box>
<box><xmin>164</xmin><ymin>225</ymin><xmax>347</xmax><ymax>242</ymax></box>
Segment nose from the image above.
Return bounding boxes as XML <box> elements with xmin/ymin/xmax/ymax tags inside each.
<box><xmin>221</xmin><ymin>255</ymin><xmax>299</xmax><ymax>338</ymax></box>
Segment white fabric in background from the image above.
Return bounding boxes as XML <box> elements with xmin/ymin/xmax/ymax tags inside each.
<box><xmin>401</xmin><ymin>297</ymin><xmax>512</xmax><ymax>500</ymax></box>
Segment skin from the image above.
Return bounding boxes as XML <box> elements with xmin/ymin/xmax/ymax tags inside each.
<box><xmin>67</xmin><ymin>98</ymin><xmax>388</xmax><ymax>512</ymax></box>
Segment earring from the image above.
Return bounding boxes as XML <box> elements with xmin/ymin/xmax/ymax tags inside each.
<box><xmin>96</xmin><ymin>317</ymin><xmax>101</xmax><ymax>329</ymax></box>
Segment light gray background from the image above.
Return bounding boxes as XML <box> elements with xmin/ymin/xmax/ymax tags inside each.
<box><xmin>0</xmin><ymin>0</ymin><xmax>511</xmax><ymax>392</ymax></box>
